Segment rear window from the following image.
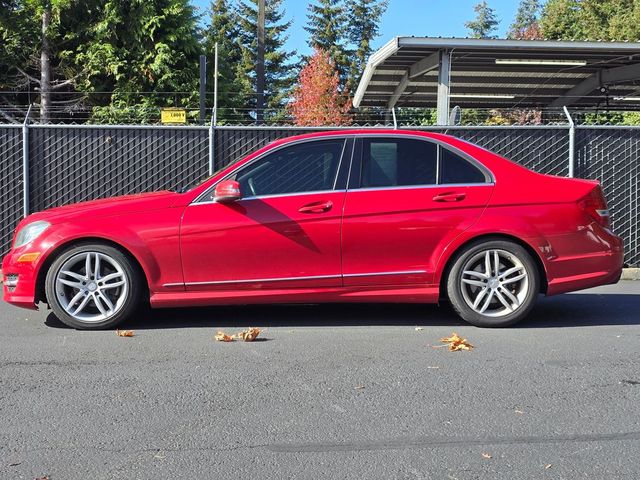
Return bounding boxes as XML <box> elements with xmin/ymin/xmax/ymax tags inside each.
<box><xmin>361</xmin><ymin>138</ymin><xmax>438</xmax><ymax>188</ymax></box>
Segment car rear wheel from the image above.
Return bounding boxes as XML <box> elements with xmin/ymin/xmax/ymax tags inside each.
<box><xmin>45</xmin><ymin>243</ymin><xmax>141</xmax><ymax>330</ymax></box>
<box><xmin>446</xmin><ymin>239</ymin><xmax>540</xmax><ymax>327</ymax></box>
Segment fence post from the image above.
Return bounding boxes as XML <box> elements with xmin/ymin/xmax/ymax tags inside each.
<box><xmin>563</xmin><ymin>106</ymin><xmax>575</xmax><ymax>178</ymax></box>
<box><xmin>209</xmin><ymin>109</ymin><xmax>215</xmax><ymax>175</ymax></box>
<box><xmin>22</xmin><ymin>104</ymin><xmax>32</xmax><ymax>217</ymax></box>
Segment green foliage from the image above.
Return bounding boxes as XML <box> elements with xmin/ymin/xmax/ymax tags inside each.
<box><xmin>235</xmin><ymin>0</ymin><xmax>296</xmax><ymax>122</ymax></box>
<box><xmin>540</xmin><ymin>0</ymin><xmax>640</xmax><ymax>41</ymax></box>
<box><xmin>203</xmin><ymin>0</ymin><xmax>244</xmax><ymax>122</ymax></box>
<box><xmin>465</xmin><ymin>1</ymin><xmax>500</xmax><ymax>39</ymax></box>
<box><xmin>304</xmin><ymin>0</ymin><xmax>350</xmax><ymax>81</ymax></box>
<box><xmin>346</xmin><ymin>0</ymin><xmax>387</xmax><ymax>90</ymax></box>
<box><xmin>508</xmin><ymin>0</ymin><xmax>542</xmax><ymax>39</ymax></box>
<box><xmin>76</xmin><ymin>0</ymin><xmax>201</xmax><ymax>123</ymax></box>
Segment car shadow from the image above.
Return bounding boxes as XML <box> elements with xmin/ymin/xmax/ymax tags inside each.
<box><xmin>44</xmin><ymin>293</ymin><xmax>640</xmax><ymax>330</ymax></box>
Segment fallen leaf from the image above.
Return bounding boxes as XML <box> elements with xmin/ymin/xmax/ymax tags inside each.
<box><xmin>214</xmin><ymin>331</ymin><xmax>234</xmax><ymax>342</ymax></box>
<box><xmin>235</xmin><ymin>327</ymin><xmax>261</xmax><ymax>342</ymax></box>
<box><xmin>115</xmin><ymin>330</ymin><xmax>134</xmax><ymax>337</ymax></box>
<box><xmin>544</xmin><ymin>464</ymin><xmax>552</xmax><ymax>469</ymax></box>
<box><xmin>515</xmin><ymin>409</ymin><xmax>524</xmax><ymax>414</ymax></box>
<box><xmin>439</xmin><ymin>332</ymin><xmax>473</xmax><ymax>351</ymax></box>
<box><xmin>482</xmin><ymin>453</ymin><xmax>492</xmax><ymax>459</ymax></box>
<box><xmin>355</xmin><ymin>385</ymin><xmax>365</xmax><ymax>390</ymax></box>
<box><xmin>415</xmin><ymin>327</ymin><xmax>424</xmax><ymax>331</ymax></box>
<box><xmin>34</xmin><ymin>476</ymin><xmax>49</xmax><ymax>480</ymax></box>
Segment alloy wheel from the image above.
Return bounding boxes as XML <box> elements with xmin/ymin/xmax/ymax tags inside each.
<box><xmin>54</xmin><ymin>251</ymin><xmax>129</xmax><ymax>322</ymax></box>
<box><xmin>459</xmin><ymin>249</ymin><xmax>529</xmax><ymax>318</ymax></box>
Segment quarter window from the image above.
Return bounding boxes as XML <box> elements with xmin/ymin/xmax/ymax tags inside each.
<box><xmin>232</xmin><ymin>139</ymin><xmax>345</xmax><ymax>197</ymax></box>
<box><xmin>439</xmin><ymin>147</ymin><xmax>487</xmax><ymax>184</ymax></box>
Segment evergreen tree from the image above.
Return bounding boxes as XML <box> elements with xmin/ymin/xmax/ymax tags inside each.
<box><xmin>508</xmin><ymin>0</ymin><xmax>542</xmax><ymax>39</ymax></box>
<box><xmin>346</xmin><ymin>0</ymin><xmax>387</xmax><ymax>89</ymax></box>
<box><xmin>76</xmin><ymin>0</ymin><xmax>202</xmax><ymax>124</ymax></box>
<box><xmin>465</xmin><ymin>1</ymin><xmax>500</xmax><ymax>39</ymax></box>
<box><xmin>304</xmin><ymin>0</ymin><xmax>350</xmax><ymax>82</ymax></box>
<box><xmin>289</xmin><ymin>48</ymin><xmax>351</xmax><ymax>126</ymax></box>
<box><xmin>235</xmin><ymin>0</ymin><xmax>296</xmax><ymax>122</ymax></box>
<box><xmin>203</xmin><ymin>0</ymin><xmax>244</xmax><ymax>123</ymax></box>
<box><xmin>540</xmin><ymin>0</ymin><xmax>640</xmax><ymax>41</ymax></box>
<box><xmin>0</xmin><ymin>0</ymin><xmax>103</xmax><ymax>123</ymax></box>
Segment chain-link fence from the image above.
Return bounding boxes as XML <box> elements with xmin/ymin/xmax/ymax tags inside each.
<box><xmin>0</xmin><ymin>124</ymin><xmax>638</xmax><ymax>265</ymax></box>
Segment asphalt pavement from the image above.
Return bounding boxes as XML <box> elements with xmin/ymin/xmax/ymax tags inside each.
<box><xmin>1</xmin><ymin>283</ymin><xmax>639</xmax><ymax>479</ymax></box>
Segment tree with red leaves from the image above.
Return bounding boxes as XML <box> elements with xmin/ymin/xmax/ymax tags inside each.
<box><xmin>289</xmin><ymin>48</ymin><xmax>352</xmax><ymax>126</ymax></box>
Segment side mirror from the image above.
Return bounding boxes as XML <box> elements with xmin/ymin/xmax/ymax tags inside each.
<box><xmin>214</xmin><ymin>180</ymin><xmax>241</xmax><ymax>203</ymax></box>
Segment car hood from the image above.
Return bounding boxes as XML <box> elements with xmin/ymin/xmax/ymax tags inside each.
<box><xmin>23</xmin><ymin>191</ymin><xmax>185</xmax><ymax>225</ymax></box>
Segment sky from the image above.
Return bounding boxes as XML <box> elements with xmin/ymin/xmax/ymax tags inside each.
<box><xmin>191</xmin><ymin>0</ymin><xmax>523</xmax><ymax>59</ymax></box>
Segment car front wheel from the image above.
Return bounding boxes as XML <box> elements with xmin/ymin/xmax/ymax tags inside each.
<box><xmin>446</xmin><ymin>239</ymin><xmax>540</xmax><ymax>327</ymax></box>
<box><xmin>45</xmin><ymin>243</ymin><xmax>141</xmax><ymax>330</ymax></box>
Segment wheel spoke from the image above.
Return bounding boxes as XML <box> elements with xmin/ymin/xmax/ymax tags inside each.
<box><xmin>463</xmin><ymin>270</ymin><xmax>489</xmax><ymax>280</ymax></box>
<box><xmin>478</xmin><ymin>290</ymin><xmax>494</xmax><ymax>314</ymax></box>
<box><xmin>484</xmin><ymin>251</ymin><xmax>492</xmax><ymax>276</ymax></box>
<box><xmin>67</xmin><ymin>290</ymin><xmax>85</xmax><ymax>307</ymax></box>
<box><xmin>101</xmin><ymin>280</ymin><xmax>125</xmax><ymax>290</ymax></box>
<box><xmin>500</xmin><ymin>287</ymin><xmax>520</xmax><ymax>308</ymax></box>
<box><xmin>96</xmin><ymin>291</ymin><xmax>114</xmax><ymax>313</ymax></box>
<box><xmin>94</xmin><ymin>254</ymin><xmax>101</xmax><ymax>280</ymax></box>
<box><xmin>499</xmin><ymin>266</ymin><xmax>524</xmax><ymax>280</ymax></box>
<box><xmin>58</xmin><ymin>278</ymin><xmax>83</xmax><ymax>289</ymax></box>
<box><xmin>85</xmin><ymin>253</ymin><xmax>93</xmax><ymax>278</ymax></box>
<box><xmin>494</xmin><ymin>289</ymin><xmax>513</xmax><ymax>311</ymax></box>
<box><xmin>93</xmin><ymin>294</ymin><xmax>108</xmax><ymax>317</ymax></box>
<box><xmin>71</xmin><ymin>294</ymin><xmax>91</xmax><ymax>316</ymax></box>
<box><xmin>462</xmin><ymin>278</ymin><xmax>487</xmax><ymax>287</ymax></box>
<box><xmin>472</xmin><ymin>287</ymin><xmax>489</xmax><ymax>309</ymax></box>
<box><xmin>493</xmin><ymin>250</ymin><xmax>500</xmax><ymax>276</ymax></box>
<box><xmin>60</xmin><ymin>270</ymin><xmax>85</xmax><ymax>282</ymax></box>
<box><xmin>100</xmin><ymin>272</ymin><xmax>123</xmax><ymax>283</ymax></box>
<box><xmin>502</xmin><ymin>273</ymin><xmax>527</xmax><ymax>285</ymax></box>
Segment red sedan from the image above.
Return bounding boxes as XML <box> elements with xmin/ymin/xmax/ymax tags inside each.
<box><xmin>2</xmin><ymin>130</ymin><xmax>623</xmax><ymax>329</ymax></box>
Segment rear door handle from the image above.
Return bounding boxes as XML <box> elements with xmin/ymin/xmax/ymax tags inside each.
<box><xmin>298</xmin><ymin>200</ymin><xmax>333</xmax><ymax>213</ymax></box>
<box><xmin>433</xmin><ymin>192</ymin><xmax>466</xmax><ymax>202</ymax></box>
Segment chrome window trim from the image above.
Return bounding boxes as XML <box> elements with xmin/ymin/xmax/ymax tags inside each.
<box><xmin>193</xmin><ymin>136</ymin><xmax>351</xmax><ymax>204</ymax></box>
<box><xmin>162</xmin><ymin>269</ymin><xmax>427</xmax><ymax>288</ymax></box>
<box><xmin>192</xmin><ymin>189</ymin><xmax>346</xmax><ymax>206</ymax></box>
<box><xmin>346</xmin><ymin>183</ymin><xmax>495</xmax><ymax>194</ymax></box>
<box><xmin>352</xmin><ymin>133</ymin><xmax>495</xmax><ymax>185</ymax></box>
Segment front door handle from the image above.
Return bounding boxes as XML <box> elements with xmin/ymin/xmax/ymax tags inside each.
<box><xmin>433</xmin><ymin>192</ymin><xmax>466</xmax><ymax>202</ymax></box>
<box><xmin>298</xmin><ymin>200</ymin><xmax>333</xmax><ymax>214</ymax></box>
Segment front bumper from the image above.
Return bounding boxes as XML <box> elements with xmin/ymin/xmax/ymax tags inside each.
<box><xmin>2</xmin><ymin>250</ymin><xmax>41</xmax><ymax>310</ymax></box>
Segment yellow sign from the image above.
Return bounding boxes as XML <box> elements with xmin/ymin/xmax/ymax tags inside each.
<box><xmin>161</xmin><ymin>108</ymin><xmax>186</xmax><ymax>124</ymax></box>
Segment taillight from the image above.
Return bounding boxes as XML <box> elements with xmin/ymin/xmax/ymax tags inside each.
<box><xmin>579</xmin><ymin>185</ymin><xmax>611</xmax><ymax>229</ymax></box>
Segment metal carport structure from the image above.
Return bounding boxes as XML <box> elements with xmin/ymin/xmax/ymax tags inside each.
<box><xmin>353</xmin><ymin>37</ymin><xmax>640</xmax><ymax>124</ymax></box>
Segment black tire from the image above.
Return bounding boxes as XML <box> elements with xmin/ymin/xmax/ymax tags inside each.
<box><xmin>45</xmin><ymin>243</ymin><xmax>142</xmax><ymax>330</ymax></box>
<box><xmin>446</xmin><ymin>239</ymin><xmax>540</xmax><ymax>327</ymax></box>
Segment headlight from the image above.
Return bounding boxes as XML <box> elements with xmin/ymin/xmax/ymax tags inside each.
<box><xmin>14</xmin><ymin>221</ymin><xmax>50</xmax><ymax>248</ymax></box>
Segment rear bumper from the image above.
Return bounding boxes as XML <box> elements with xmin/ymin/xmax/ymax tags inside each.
<box><xmin>545</xmin><ymin>231</ymin><xmax>624</xmax><ymax>296</ymax></box>
<box><xmin>2</xmin><ymin>251</ymin><xmax>39</xmax><ymax>310</ymax></box>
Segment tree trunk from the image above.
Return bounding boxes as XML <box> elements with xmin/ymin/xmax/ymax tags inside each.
<box><xmin>40</xmin><ymin>0</ymin><xmax>52</xmax><ymax>123</ymax></box>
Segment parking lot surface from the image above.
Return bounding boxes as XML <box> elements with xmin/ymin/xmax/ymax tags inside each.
<box><xmin>1</xmin><ymin>283</ymin><xmax>639</xmax><ymax>479</ymax></box>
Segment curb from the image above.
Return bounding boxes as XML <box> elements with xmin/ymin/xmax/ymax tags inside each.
<box><xmin>621</xmin><ymin>268</ymin><xmax>640</xmax><ymax>280</ymax></box>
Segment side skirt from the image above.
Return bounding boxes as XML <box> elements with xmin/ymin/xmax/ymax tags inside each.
<box><xmin>150</xmin><ymin>285</ymin><xmax>439</xmax><ymax>308</ymax></box>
